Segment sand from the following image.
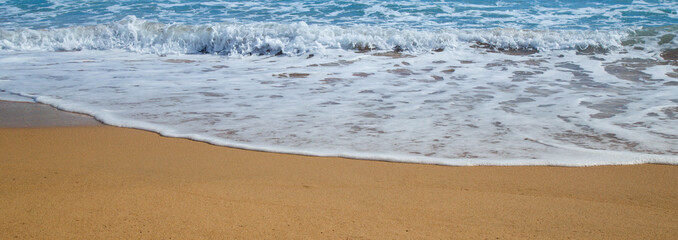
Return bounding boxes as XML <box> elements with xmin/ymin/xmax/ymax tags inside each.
<box><xmin>1</xmin><ymin>101</ymin><xmax>677</xmax><ymax>239</ymax></box>
<box><xmin>0</xmin><ymin>101</ymin><xmax>101</xmax><ymax>127</ymax></box>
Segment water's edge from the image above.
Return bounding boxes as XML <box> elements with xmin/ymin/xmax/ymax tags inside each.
<box><xmin>2</xmin><ymin>93</ymin><xmax>675</xmax><ymax>167</ymax></box>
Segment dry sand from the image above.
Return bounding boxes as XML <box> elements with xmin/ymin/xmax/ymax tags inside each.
<box><xmin>1</xmin><ymin>101</ymin><xmax>677</xmax><ymax>239</ymax></box>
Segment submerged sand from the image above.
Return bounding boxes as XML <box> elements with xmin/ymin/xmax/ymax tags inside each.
<box><xmin>1</xmin><ymin>101</ymin><xmax>677</xmax><ymax>239</ymax></box>
<box><xmin>0</xmin><ymin>100</ymin><xmax>101</xmax><ymax>127</ymax></box>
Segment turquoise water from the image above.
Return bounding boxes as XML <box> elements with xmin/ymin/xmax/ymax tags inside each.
<box><xmin>1</xmin><ymin>1</ymin><xmax>677</xmax><ymax>165</ymax></box>
<box><xmin>2</xmin><ymin>0</ymin><xmax>677</xmax><ymax>30</ymax></box>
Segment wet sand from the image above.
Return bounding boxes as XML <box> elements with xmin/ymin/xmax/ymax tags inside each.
<box><xmin>1</xmin><ymin>101</ymin><xmax>677</xmax><ymax>239</ymax></box>
<box><xmin>0</xmin><ymin>100</ymin><xmax>101</xmax><ymax>127</ymax></box>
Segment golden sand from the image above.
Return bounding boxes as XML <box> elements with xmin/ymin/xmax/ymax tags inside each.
<box><xmin>1</xmin><ymin>101</ymin><xmax>677</xmax><ymax>239</ymax></box>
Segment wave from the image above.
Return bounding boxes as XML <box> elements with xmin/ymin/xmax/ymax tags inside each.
<box><xmin>0</xmin><ymin>16</ymin><xmax>671</xmax><ymax>56</ymax></box>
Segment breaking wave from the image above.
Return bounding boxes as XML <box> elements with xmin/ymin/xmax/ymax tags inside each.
<box><xmin>0</xmin><ymin>16</ymin><xmax>636</xmax><ymax>56</ymax></box>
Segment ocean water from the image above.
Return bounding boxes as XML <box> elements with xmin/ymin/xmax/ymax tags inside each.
<box><xmin>1</xmin><ymin>0</ymin><xmax>677</xmax><ymax>166</ymax></box>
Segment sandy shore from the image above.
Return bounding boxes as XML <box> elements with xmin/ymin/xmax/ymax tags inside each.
<box><xmin>1</xmin><ymin>101</ymin><xmax>677</xmax><ymax>239</ymax></box>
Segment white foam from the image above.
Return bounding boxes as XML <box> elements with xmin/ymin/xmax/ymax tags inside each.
<box><xmin>0</xmin><ymin>16</ymin><xmax>631</xmax><ymax>56</ymax></box>
<box><xmin>0</xmin><ymin>45</ymin><xmax>676</xmax><ymax>166</ymax></box>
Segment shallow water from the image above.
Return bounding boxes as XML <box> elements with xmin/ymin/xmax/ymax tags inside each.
<box><xmin>1</xmin><ymin>1</ymin><xmax>677</xmax><ymax>165</ymax></box>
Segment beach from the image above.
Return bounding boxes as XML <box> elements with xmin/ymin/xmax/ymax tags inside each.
<box><xmin>1</xmin><ymin>100</ymin><xmax>677</xmax><ymax>239</ymax></box>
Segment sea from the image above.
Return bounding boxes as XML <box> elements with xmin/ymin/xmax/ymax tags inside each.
<box><xmin>1</xmin><ymin>0</ymin><xmax>677</xmax><ymax>166</ymax></box>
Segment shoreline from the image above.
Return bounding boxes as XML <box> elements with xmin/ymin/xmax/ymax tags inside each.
<box><xmin>6</xmin><ymin>100</ymin><xmax>675</xmax><ymax>167</ymax></box>
<box><xmin>0</xmin><ymin>100</ymin><xmax>102</xmax><ymax>128</ymax></box>
<box><xmin>1</xmin><ymin>100</ymin><xmax>678</xmax><ymax>238</ymax></box>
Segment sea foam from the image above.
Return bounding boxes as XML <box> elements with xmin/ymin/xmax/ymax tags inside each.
<box><xmin>1</xmin><ymin>40</ymin><xmax>677</xmax><ymax>166</ymax></box>
<box><xmin>0</xmin><ymin>16</ymin><xmax>633</xmax><ymax>56</ymax></box>
<box><xmin>1</xmin><ymin>5</ymin><xmax>677</xmax><ymax>166</ymax></box>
